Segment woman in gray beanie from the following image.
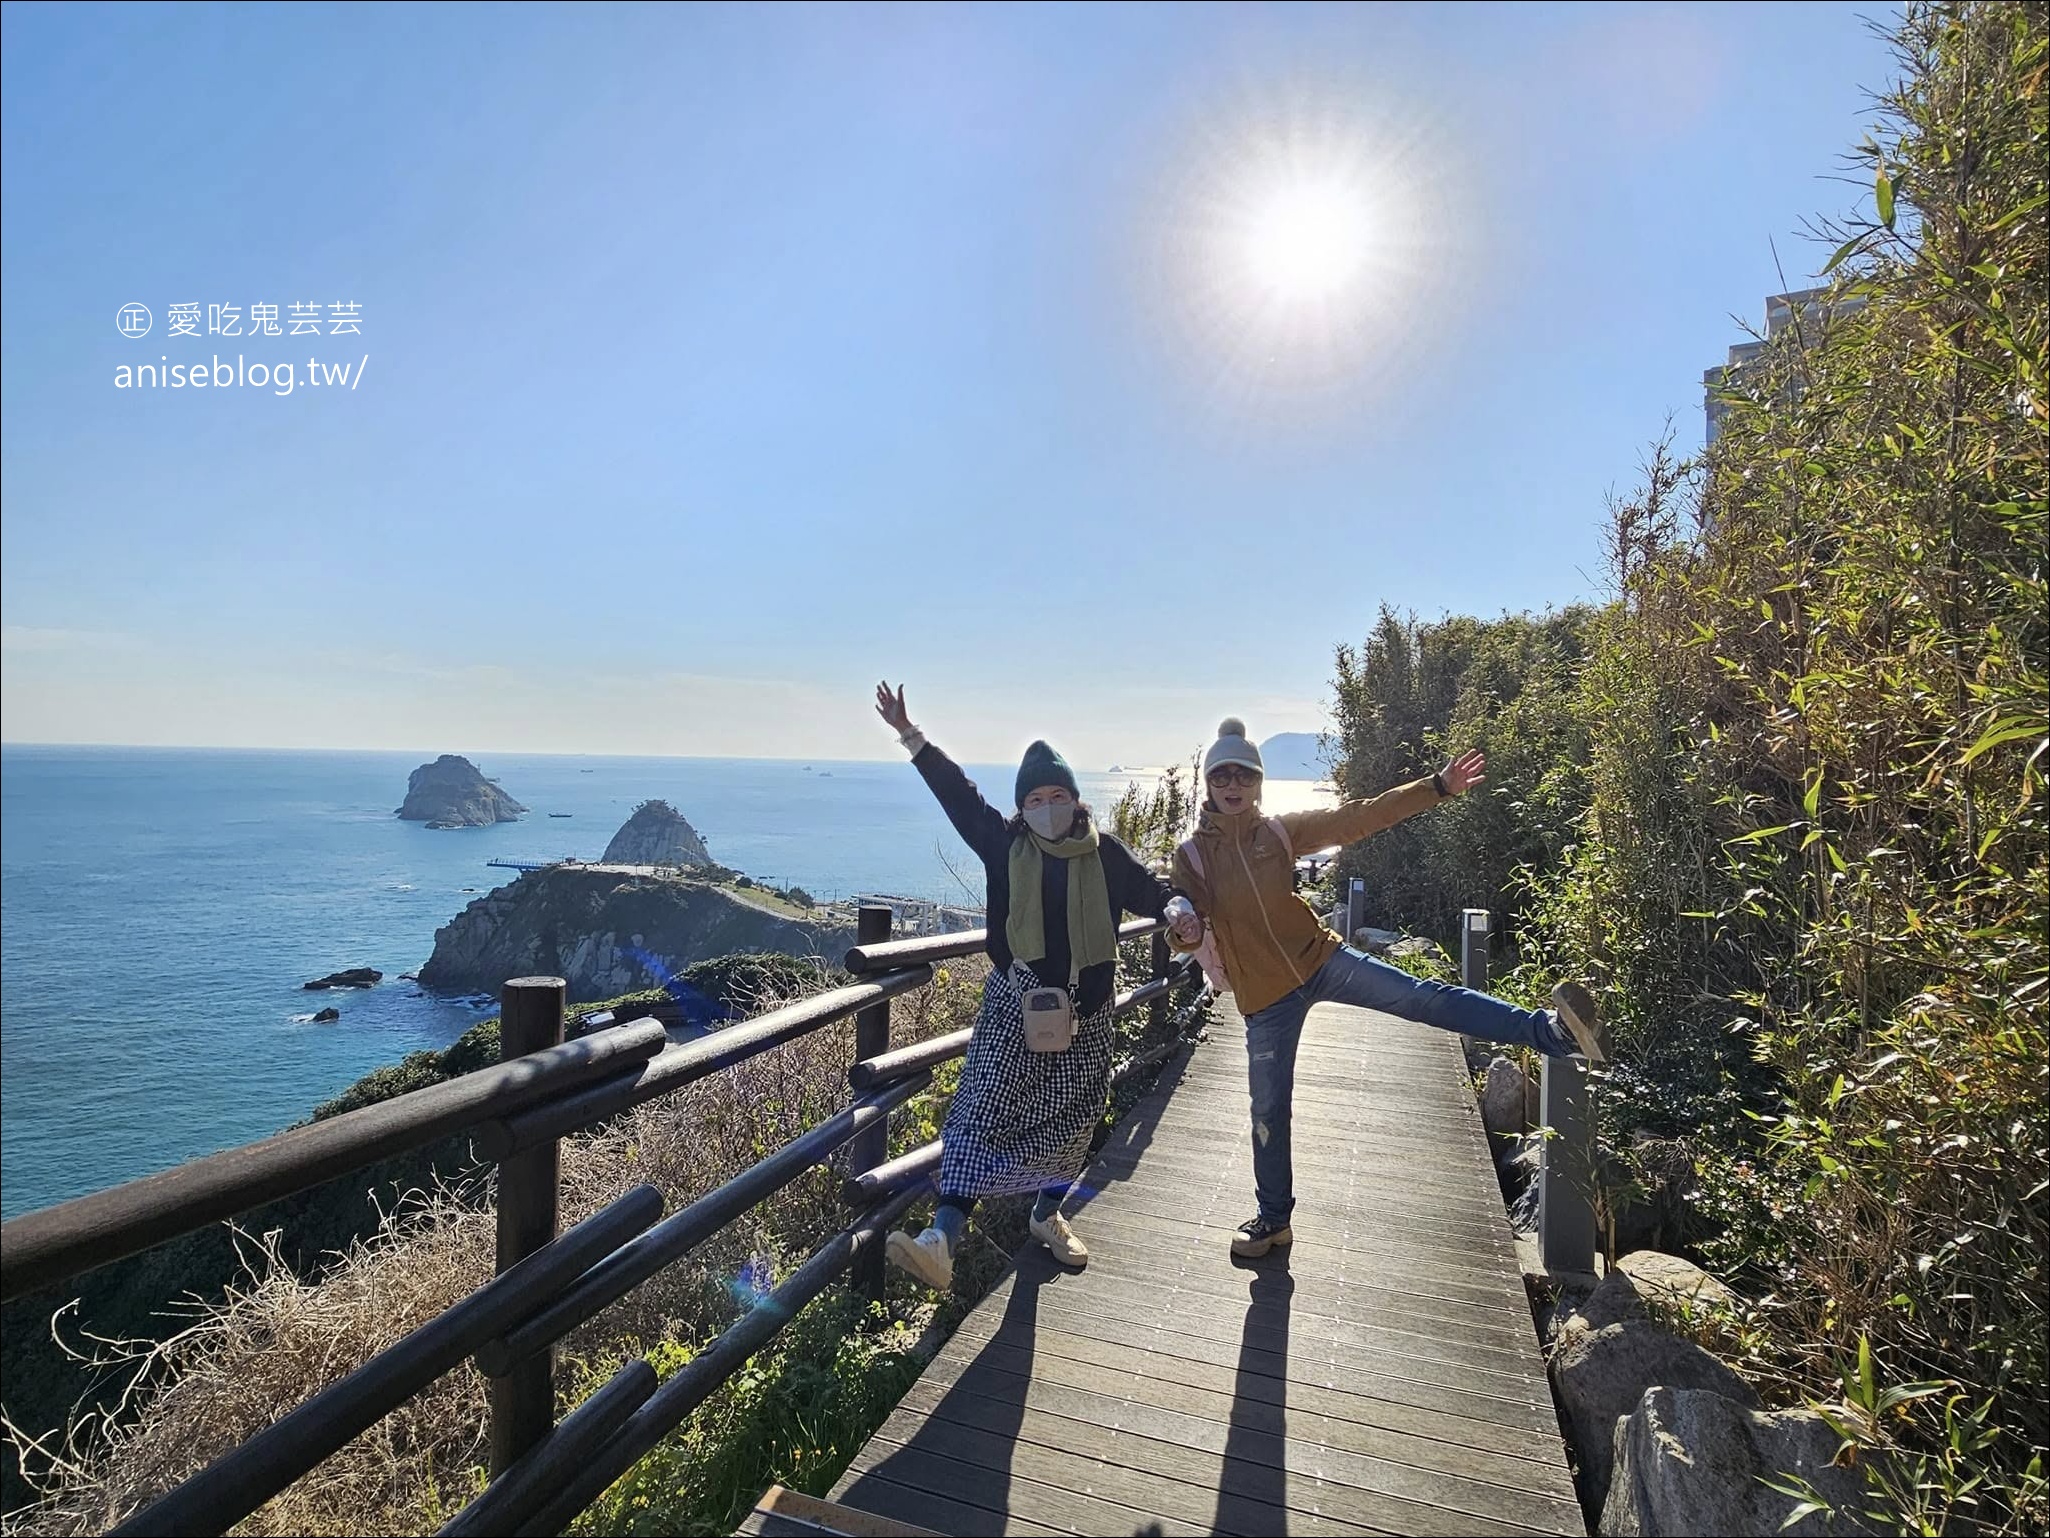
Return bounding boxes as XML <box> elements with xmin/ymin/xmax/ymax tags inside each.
<box><xmin>1166</xmin><ymin>717</ymin><xmax>1608</xmax><ymax>1257</ymax></box>
<box><xmin>873</xmin><ymin>681</ymin><xmax>1172</xmax><ymax>1290</ymax></box>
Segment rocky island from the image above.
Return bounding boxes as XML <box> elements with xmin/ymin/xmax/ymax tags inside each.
<box><xmin>396</xmin><ymin>755</ymin><xmax>527</xmax><ymax>828</ymax></box>
<box><xmin>418</xmin><ymin>865</ymin><xmax>854</xmax><ymax>999</ymax></box>
<box><xmin>602</xmin><ymin>799</ymin><xmax>713</xmax><ymax>867</ymax></box>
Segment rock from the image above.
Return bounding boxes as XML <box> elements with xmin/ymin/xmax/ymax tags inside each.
<box><xmin>419</xmin><ymin>864</ymin><xmax>855</xmax><ymax>999</ymax></box>
<box><xmin>1551</xmin><ymin>1272</ymin><xmax>1759</xmax><ymax>1504</ymax></box>
<box><xmin>395</xmin><ymin>755</ymin><xmax>527</xmax><ymax>828</ymax></box>
<box><xmin>602</xmin><ymin>800</ymin><xmax>713</xmax><ymax>867</ymax></box>
<box><xmin>303</xmin><ymin>968</ymin><xmax>382</xmax><ymax>990</ymax></box>
<box><xmin>1603</xmin><ymin>1386</ymin><xmax>1873</xmax><ymax>1536</ymax></box>
<box><xmin>311</xmin><ymin>1007</ymin><xmax>341</xmax><ymax>1023</ymax></box>
<box><xmin>1386</xmin><ymin>935</ymin><xmax>1448</xmax><ymax>966</ymax></box>
<box><xmin>1617</xmin><ymin>1250</ymin><xmax>1737</xmax><ymax>1312</ymax></box>
<box><xmin>1480</xmin><ymin>1056</ymin><xmax>1531</xmax><ymax>1146</ymax></box>
<box><xmin>1509</xmin><ymin>1178</ymin><xmax>1541</xmax><ymax>1235</ymax></box>
<box><xmin>1353</xmin><ymin>926</ymin><xmax>1402</xmax><ymax>954</ymax></box>
<box><xmin>1570</xmin><ymin>1270</ymin><xmax>1654</xmax><ymax>1331</ymax></box>
<box><xmin>1504</xmin><ymin>1130</ymin><xmax>1545</xmax><ymax>1233</ymax></box>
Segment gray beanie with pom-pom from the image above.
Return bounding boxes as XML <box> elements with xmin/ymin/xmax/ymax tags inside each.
<box><xmin>1203</xmin><ymin>718</ymin><xmax>1263</xmax><ymax>778</ymax></box>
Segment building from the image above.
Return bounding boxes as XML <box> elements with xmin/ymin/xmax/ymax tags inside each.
<box><xmin>1704</xmin><ymin>286</ymin><xmax>1868</xmax><ymax>444</ymax></box>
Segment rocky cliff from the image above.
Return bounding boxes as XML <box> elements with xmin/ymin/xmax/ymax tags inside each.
<box><xmin>396</xmin><ymin>755</ymin><xmax>527</xmax><ymax>828</ymax></box>
<box><xmin>602</xmin><ymin>799</ymin><xmax>712</xmax><ymax>866</ymax></box>
<box><xmin>417</xmin><ymin>865</ymin><xmax>855</xmax><ymax>998</ymax></box>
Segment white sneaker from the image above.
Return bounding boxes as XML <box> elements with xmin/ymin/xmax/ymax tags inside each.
<box><xmin>1029</xmin><ymin>1211</ymin><xmax>1089</xmax><ymax>1268</ymax></box>
<box><xmin>885</xmin><ymin>1225</ymin><xmax>954</xmax><ymax>1291</ymax></box>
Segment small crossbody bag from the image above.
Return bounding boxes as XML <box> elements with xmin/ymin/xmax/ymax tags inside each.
<box><xmin>1007</xmin><ymin>960</ymin><xmax>1077</xmax><ymax>1053</ymax></box>
<box><xmin>1020</xmin><ymin>978</ymin><xmax>1076</xmax><ymax>1053</ymax></box>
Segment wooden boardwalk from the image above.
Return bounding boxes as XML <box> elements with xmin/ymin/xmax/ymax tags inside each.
<box><xmin>822</xmin><ymin>998</ymin><xmax>1585</xmax><ymax>1537</ymax></box>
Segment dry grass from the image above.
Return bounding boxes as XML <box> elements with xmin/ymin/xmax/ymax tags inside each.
<box><xmin>3</xmin><ymin>964</ymin><xmax>984</xmax><ymax>1538</ymax></box>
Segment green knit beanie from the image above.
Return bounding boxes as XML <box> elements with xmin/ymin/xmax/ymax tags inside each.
<box><xmin>1014</xmin><ymin>740</ymin><xmax>1079</xmax><ymax>808</ymax></box>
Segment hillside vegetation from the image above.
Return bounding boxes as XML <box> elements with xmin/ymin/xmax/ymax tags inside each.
<box><xmin>1329</xmin><ymin>6</ymin><xmax>2045</xmax><ymax>1529</ymax></box>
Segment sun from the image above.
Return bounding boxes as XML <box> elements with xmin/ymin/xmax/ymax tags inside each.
<box><xmin>1239</xmin><ymin>176</ymin><xmax>1379</xmax><ymax>304</ymax></box>
<box><xmin>1136</xmin><ymin>79</ymin><xmax>1459</xmax><ymax>401</ymax></box>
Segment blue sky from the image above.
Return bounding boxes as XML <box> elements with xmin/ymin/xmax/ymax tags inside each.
<box><xmin>1</xmin><ymin>1</ymin><xmax>1898</xmax><ymax>768</ymax></box>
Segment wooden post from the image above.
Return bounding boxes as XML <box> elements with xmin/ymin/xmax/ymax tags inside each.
<box><xmin>489</xmin><ymin>977</ymin><xmax>565</xmax><ymax>1477</ymax></box>
<box><xmin>1538</xmin><ymin>1056</ymin><xmax>1597</xmax><ymax>1278</ymax></box>
<box><xmin>1148</xmin><ymin>932</ymin><xmax>1169</xmax><ymax>1038</ymax></box>
<box><xmin>849</xmin><ymin>906</ymin><xmax>893</xmax><ymax>1307</ymax></box>
<box><xmin>1460</xmin><ymin>908</ymin><xmax>1490</xmax><ymax>992</ymax></box>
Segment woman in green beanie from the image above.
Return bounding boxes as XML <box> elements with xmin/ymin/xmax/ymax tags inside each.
<box><xmin>873</xmin><ymin>681</ymin><xmax>1172</xmax><ymax>1290</ymax></box>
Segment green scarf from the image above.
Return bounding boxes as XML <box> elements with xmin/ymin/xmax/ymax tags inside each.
<box><xmin>1005</xmin><ymin>821</ymin><xmax>1117</xmax><ymax>986</ymax></box>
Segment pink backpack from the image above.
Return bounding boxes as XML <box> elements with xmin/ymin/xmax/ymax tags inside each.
<box><xmin>1178</xmin><ymin>817</ymin><xmax>1292</xmax><ymax>994</ymax></box>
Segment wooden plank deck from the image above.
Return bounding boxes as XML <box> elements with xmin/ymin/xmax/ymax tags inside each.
<box><xmin>826</xmin><ymin>996</ymin><xmax>1584</xmax><ymax>1537</ymax></box>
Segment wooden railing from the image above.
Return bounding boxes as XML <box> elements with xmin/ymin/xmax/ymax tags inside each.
<box><xmin>0</xmin><ymin>908</ymin><xmax>1199</xmax><ymax>1537</ymax></box>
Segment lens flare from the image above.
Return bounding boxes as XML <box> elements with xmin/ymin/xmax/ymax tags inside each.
<box><xmin>1132</xmin><ymin>74</ymin><xmax>1467</xmax><ymax>409</ymax></box>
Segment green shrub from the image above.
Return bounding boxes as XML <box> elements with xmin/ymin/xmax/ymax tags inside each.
<box><xmin>566</xmin><ymin>1293</ymin><xmax>923</xmax><ymax>1538</ymax></box>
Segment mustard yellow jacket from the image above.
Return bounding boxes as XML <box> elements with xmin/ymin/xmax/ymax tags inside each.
<box><xmin>1168</xmin><ymin>776</ymin><xmax>1446</xmax><ymax>1016</ymax></box>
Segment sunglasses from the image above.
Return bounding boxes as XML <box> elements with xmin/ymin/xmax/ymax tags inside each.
<box><xmin>1207</xmin><ymin>766</ymin><xmax>1261</xmax><ymax>787</ymax></box>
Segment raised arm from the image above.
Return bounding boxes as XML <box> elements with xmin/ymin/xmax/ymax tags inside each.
<box><xmin>1280</xmin><ymin>748</ymin><xmax>1486</xmax><ymax>851</ymax></box>
<box><xmin>875</xmin><ymin>680</ymin><xmax>1008</xmax><ymax>862</ymax></box>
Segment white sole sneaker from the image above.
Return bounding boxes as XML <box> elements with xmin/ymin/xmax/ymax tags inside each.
<box><xmin>884</xmin><ymin>1226</ymin><xmax>954</xmax><ymax>1291</ymax></box>
<box><xmin>1029</xmin><ymin>1213</ymin><xmax>1089</xmax><ymax>1268</ymax></box>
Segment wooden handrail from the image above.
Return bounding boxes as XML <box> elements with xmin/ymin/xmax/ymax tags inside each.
<box><xmin>109</xmin><ymin>1185</ymin><xmax>665</xmax><ymax>1538</ymax></box>
<box><xmin>6</xmin><ymin>894</ymin><xmax>1200</xmax><ymax>1538</ymax></box>
<box><xmin>0</xmin><ymin>1016</ymin><xmax>670</xmax><ymax>1303</ymax></box>
<box><xmin>472</xmin><ymin>965</ymin><xmax>935</xmax><ymax>1160</ymax></box>
<box><xmin>843</xmin><ymin>915</ymin><xmax>1167</xmax><ymax>975</ymax></box>
<box><xmin>472</xmin><ymin>1073</ymin><xmax>931</xmax><ymax>1379</ymax></box>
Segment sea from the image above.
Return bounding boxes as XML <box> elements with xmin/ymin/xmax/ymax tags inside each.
<box><xmin>0</xmin><ymin>744</ymin><xmax>1333</xmax><ymax>1220</ymax></box>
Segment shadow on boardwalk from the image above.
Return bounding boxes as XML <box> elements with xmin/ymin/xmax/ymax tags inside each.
<box><xmin>832</xmin><ymin>1000</ymin><xmax>1584</xmax><ymax>1537</ymax></box>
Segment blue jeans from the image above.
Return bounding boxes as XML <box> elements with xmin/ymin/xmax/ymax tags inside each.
<box><xmin>1242</xmin><ymin>947</ymin><xmax>1570</xmax><ymax>1224</ymax></box>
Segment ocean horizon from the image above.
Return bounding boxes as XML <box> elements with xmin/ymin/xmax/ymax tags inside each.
<box><xmin>1</xmin><ymin>743</ymin><xmax>1332</xmax><ymax>1219</ymax></box>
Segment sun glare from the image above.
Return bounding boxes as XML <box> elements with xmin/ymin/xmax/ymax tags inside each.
<box><xmin>1139</xmin><ymin>80</ymin><xmax>1460</xmax><ymax>403</ymax></box>
<box><xmin>1240</xmin><ymin>177</ymin><xmax>1378</xmax><ymax>303</ymax></box>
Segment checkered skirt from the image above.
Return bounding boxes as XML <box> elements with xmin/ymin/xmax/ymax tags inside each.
<box><xmin>937</xmin><ymin>966</ymin><xmax>1116</xmax><ymax>1200</ymax></box>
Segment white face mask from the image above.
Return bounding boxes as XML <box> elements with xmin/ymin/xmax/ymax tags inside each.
<box><xmin>1023</xmin><ymin>801</ymin><xmax>1074</xmax><ymax>840</ymax></box>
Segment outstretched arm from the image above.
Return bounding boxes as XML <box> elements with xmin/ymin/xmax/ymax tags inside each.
<box><xmin>1280</xmin><ymin>748</ymin><xmax>1487</xmax><ymax>851</ymax></box>
<box><xmin>875</xmin><ymin>680</ymin><xmax>1007</xmax><ymax>861</ymax></box>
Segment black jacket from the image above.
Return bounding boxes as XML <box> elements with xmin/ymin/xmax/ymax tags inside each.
<box><xmin>913</xmin><ymin>742</ymin><xmax>1170</xmax><ymax>1015</ymax></box>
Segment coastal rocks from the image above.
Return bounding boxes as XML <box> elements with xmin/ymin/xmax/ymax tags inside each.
<box><xmin>1602</xmin><ymin>1386</ymin><xmax>1874</xmax><ymax>1537</ymax></box>
<box><xmin>1352</xmin><ymin>926</ymin><xmax>1402</xmax><ymax>954</ymax></box>
<box><xmin>396</xmin><ymin>755</ymin><xmax>527</xmax><ymax>828</ymax></box>
<box><xmin>1550</xmin><ymin>1271</ymin><xmax>1759</xmax><ymax>1501</ymax></box>
<box><xmin>601</xmin><ymin>800</ymin><xmax>713</xmax><ymax>867</ymax></box>
<box><xmin>418</xmin><ymin>864</ymin><xmax>854</xmax><ymax>999</ymax></box>
<box><xmin>303</xmin><ymin>968</ymin><xmax>382</xmax><ymax>990</ymax></box>
<box><xmin>311</xmin><ymin>1007</ymin><xmax>340</xmax><ymax>1023</ymax></box>
<box><xmin>1616</xmin><ymin>1249</ymin><xmax>1736</xmax><ymax>1312</ymax></box>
